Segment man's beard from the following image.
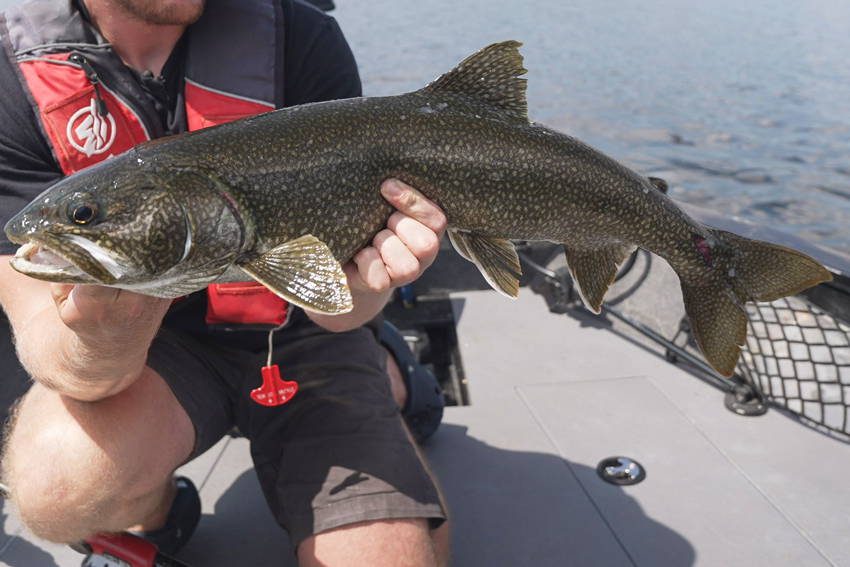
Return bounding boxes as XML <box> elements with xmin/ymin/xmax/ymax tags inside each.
<box><xmin>115</xmin><ymin>0</ymin><xmax>206</xmax><ymax>26</ymax></box>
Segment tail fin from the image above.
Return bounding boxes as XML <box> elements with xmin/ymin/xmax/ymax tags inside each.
<box><xmin>679</xmin><ymin>228</ymin><xmax>832</xmax><ymax>377</ymax></box>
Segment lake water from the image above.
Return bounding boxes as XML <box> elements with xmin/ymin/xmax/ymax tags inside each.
<box><xmin>1</xmin><ymin>0</ymin><xmax>848</xmax><ymax>254</ymax></box>
<box><xmin>333</xmin><ymin>0</ymin><xmax>850</xmax><ymax>255</ymax></box>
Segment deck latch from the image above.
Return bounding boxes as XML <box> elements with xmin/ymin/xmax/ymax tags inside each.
<box><xmin>596</xmin><ymin>456</ymin><xmax>646</xmax><ymax>485</ymax></box>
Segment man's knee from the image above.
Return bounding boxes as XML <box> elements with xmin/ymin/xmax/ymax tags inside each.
<box><xmin>2</xmin><ymin>374</ymin><xmax>193</xmax><ymax>542</ymax></box>
<box><xmin>2</xmin><ymin>389</ymin><xmax>116</xmax><ymax>541</ymax></box>
<box><xmin>298</xmin><ymin>517</ymin><xmax>449</xmax><ymax>567</ymax></box>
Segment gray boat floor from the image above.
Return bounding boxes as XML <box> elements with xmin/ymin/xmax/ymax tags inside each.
<box><xmin>2</xmin><ymin>288</ymin><xmax>849</xmax><ymax>566</ymax></box>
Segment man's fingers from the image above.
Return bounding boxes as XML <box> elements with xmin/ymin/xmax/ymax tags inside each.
<box><xmin>349</xmin><ymin>180</ymin><xmax>446</xmax><ymax>295</ymax></box>
<box><xmin>386</xmin><ymin>212</ymin><xmax>440</xmax><ymax>272</ymax></box>
<box><xmin>380</xmin><ymin>179</ymin><xmax>447</xmax><ymax>237</ymax></box>
<box><xmin>352</xmin><ymin>246</ymin><xmax>391</xmax><ymax>293</ymax></box>
<box><xmin>353</xmin><ymin>227</ymin><xmax>424</xmax><ymax>291</ymax></box>
<box><xmin>50</xmin><ymin>283</ymin><xmax>169</xmax><ymax>330</ymax></box>
<box><xmin>66</xmin><ymin>284</ymin><xmax>121</xmax><ymax>304</ymax></box>
<box><xmin>50</xmin><ymin>283</ymin><xmax>74</xmax><ymax>306</ymax></box>
<box><xmin>372</xmin><ymin>229</ymin><xmax>421</xmax><ymax>284</ymax></box>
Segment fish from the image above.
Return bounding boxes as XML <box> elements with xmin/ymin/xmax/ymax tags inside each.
<box><xmin>4</xmin><ymin>41</ymin><xmax>832</xmax><ymax>377</ymax></box>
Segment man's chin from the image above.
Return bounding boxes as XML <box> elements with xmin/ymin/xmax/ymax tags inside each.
<box><xmin>117</xmin><ymin>0</ymin><xmax>206</xmax><ymax>27</ymax></box>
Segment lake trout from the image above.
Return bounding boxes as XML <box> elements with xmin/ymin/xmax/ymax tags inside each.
<box><xmin>4</xmin><ymin>41</ymin><xmax>832</xmax><ymax>377</ymax></box>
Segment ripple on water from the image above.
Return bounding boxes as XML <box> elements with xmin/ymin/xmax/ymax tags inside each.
<box><xmin>734</xmin><ymin>169</ymin><xmax>774</xmax><ymax>184</ymax></box>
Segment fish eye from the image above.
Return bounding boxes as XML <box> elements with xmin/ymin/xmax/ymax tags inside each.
<box><xmin>67</xmin><ymin>196</ymin><xmax>99</xmax><ymax>225</ymax></box>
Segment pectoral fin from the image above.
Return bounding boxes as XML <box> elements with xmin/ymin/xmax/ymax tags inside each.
<box><xmin>237</xmin><ymin>235</ymin><xmax>353</xmax><ymax>314</ymax></box>
<box><xmin>564</xmin><ymin>243</ymin><xmax>636</xmax><ymax>313</ymax></box>
<box><xmin>448</xmin><ymin>230</ymin><xmax>522</xmax><ymax>298</ymax></box>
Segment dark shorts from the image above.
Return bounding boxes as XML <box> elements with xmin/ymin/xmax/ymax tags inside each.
<box><xmin>146</xmin><ymin>312</ymin><xmax>446</xmax><ymax>546</ymax></box>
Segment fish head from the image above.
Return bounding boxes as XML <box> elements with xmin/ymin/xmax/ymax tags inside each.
<box><xmin>5</xmin><ymin>158</ymin><xmax>195</xmax><ymax>287</ymax></box>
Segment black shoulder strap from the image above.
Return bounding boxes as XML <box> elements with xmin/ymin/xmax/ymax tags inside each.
<box><xmin>185</xmin><ymin>0</ymin><xmax>281</xmax><ymax>109</ymax></box>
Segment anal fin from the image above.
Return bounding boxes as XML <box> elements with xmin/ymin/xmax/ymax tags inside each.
<box><xmin>564</xmin><ymin>242</ymin><xmax>636</xmax><ymax>313</ymax></box>
<box><xmin>237</xmin><ymin>235</ymin><xmax>353</xmax><ymax>314</ymax></box>
<box><xmin>448</xmin><ymin>229</ymin><xmax>522</xmax><ymax>298</ymax></box>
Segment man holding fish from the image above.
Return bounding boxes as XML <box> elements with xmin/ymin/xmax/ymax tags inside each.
<box><xmin>0</xmin><ymin>0</ymin><xmax>835</xmax><ymax>563</ymax></box>
<box><xmin>0</xmin><ymin>0</ymin><xmax>449</xmax><ymax>565</ymax></box>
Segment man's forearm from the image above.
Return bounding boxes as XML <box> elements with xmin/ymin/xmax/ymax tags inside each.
<box><xmin>14</xmin><ymin>299</ymin><xmax>166</xmax><ymax>401</ymax></box>
<box><xmin>306</xmin><ymin>286</ymin><xmax>393</xmax><ymax>333</ymax></box>
<box><xmin>0</xmin><ymin>259</ymin><xmax>173</xmax><ymax>402</ymax></box>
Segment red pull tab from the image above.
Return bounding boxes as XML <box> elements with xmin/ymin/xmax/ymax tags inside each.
<box><xmin>251</xmin><ymin>365</ymin><xmax>298</xmax><ymax>406</ymax></box>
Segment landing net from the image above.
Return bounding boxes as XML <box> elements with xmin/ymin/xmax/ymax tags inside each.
<box><xmin>736</xmin><ymin>295</ymin><xmax>850</xmax><ymax>437</ymax></box>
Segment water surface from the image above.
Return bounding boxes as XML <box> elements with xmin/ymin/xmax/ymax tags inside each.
<box><xmin>334</xmin><ymin>0</ymin><xmax>850</xmax><ymax>254</ymax></box>
<box><xmin>0</xmin><ymin>0</ymin><xmax>846</xmax><ymax>253</ymax></box>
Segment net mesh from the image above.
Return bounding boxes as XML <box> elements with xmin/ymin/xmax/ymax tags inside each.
<box><xmin>736</xmin><ymin>294</ymin><xmax>850</xmax><ymax>435</ymax></box>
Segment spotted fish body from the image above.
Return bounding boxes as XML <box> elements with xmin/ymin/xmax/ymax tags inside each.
<box><xmin>4</xmin><ymin>41</ymin><xmax>832</xmax><ymax>376</ymax></box>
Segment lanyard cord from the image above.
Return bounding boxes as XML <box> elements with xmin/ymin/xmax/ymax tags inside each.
<box><xmin>267</xmin><ymin>329</ymin><xmax>274</xmax><ymax>367</ymax></box>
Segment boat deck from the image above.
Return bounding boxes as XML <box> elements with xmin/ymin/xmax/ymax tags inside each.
<box><xmin>3</xmin><ymin>281</ymin><xmax>849</xmax><ymax>566</ymax></box>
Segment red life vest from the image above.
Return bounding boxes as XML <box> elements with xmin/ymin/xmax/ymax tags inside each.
<box><xmin>2</xmin><ymin>0</ymin><xmax>291</xmax><ymax>328</ymax></box>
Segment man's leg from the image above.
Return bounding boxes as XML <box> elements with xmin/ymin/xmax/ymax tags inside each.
<box><xmin>1</xmin><ymin>365</ymin><xmax>194</xmax><ymax>543</ymax></box>
<box><xmin>297</xmin><ymin>406</ymin><xmax>451</xmax><ymax>567</ymax></box>
<box><xmin>245</xmin><ymin>322</ymin><xmax>449</xmax><ymax>567</ymax></box>
<box><xmin>299</xmin><ymin>517</ymin><xmax>450</xmax><ymax>567</ymax></box>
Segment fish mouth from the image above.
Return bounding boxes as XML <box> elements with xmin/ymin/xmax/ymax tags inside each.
<box><xmin>9</xmin><ymin>237</ymin><xmax>120</xmax><ymax>285</ymax></box>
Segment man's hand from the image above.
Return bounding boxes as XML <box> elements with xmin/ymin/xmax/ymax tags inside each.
<box><xmin>307</xmin><ymin>178</ymin><xmax>447</xmax><ymax>332</ymax></box>
<box><xmin>33</xmin><ymin>284</ymin><xmax>170</xmax><ymax>400</ymax></box>
<box><xmin>50</xmin><ymin>285</ymin><xmax>171</xmax><ymax>390</ymax></box>
<box><xmin>50</xmin><ymin>284</ymin><xmax>171</xmax><ymax>345</ymax></box>
<box><xmin>0</xmin><ymin>256</ymin><xmax>172</xmax><ymax>401</ymax></box>
<box><xmin>349</xmin><ymin>178</ymin><xmax>446</xmax><ymax>293</ymax></box>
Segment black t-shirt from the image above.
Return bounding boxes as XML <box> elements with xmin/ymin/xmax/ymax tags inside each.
<box><xmin>0</xmin><ymin>0</ymin><xmax>362</xmax><ymax>256</ymax></box>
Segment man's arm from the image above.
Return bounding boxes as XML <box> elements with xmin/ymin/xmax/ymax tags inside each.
<box><xmin>306</xmin><ymin>179</ymin><xmax>447</xmax><ymax>332</ymax></box>
<box><xmin>0</xmin><ymin>261</ymin><xmax>171</xmax><ymax>401</ymax></box>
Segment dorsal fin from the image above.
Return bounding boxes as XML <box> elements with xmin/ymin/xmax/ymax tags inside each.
<box><xmin>421</xmin><ymin>40</ymin><xmax>529</xmax><ymax>125</ymax></box>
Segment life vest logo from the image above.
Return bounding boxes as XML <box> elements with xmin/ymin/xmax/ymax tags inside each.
<box><xmin>66</xmin><ymin>99</ymin><xmax>116</xmax><ymax>157</ymax></box>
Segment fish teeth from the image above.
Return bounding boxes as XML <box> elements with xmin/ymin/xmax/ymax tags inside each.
<box><xmin>13</xmin><ymin>241</ymin><xmax>38</xmax><ymax>260</ymax></box>
<box><xmin>29</xmin><ymin>244</ymin><xmax>74</xmax><ymax>268</ymax></box>
<box><xmin>14</xmin><ymin>242</ymin><xmax>69</xmax><ymax>268</ymax></box>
